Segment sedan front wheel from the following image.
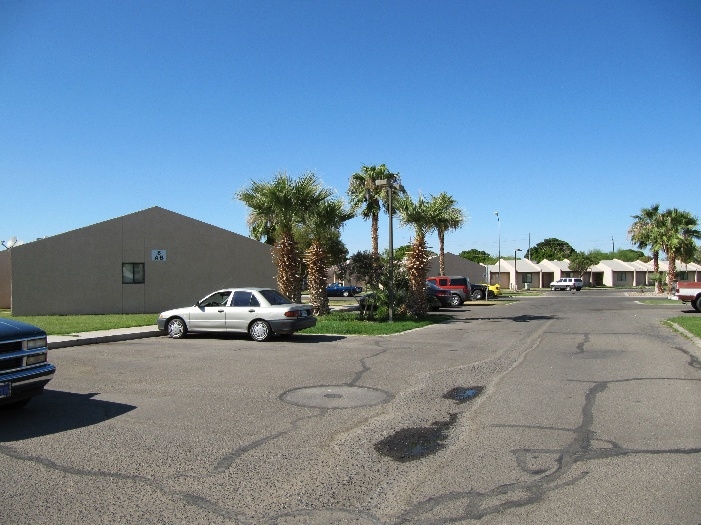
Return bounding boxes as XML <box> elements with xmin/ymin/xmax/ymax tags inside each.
<box><xmin>249</xmin><ymin>320</ymin><xmax>272</xmax><ymax>342</ymax></box>
<box><xmin>450</xmin><ymin>294</ymin><xmax>462</xmax><ymax>306</ymax></box>
<box><xmin>167</xmin><ymin>318</ymin><xmax>187</xmax><ymax>339</ymax></box>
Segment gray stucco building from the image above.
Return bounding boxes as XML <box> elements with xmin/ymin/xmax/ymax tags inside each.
<box><xmin>1</xmin><ymin>207</ymin><xmax>276</xmax><ymax>315</ymax></box>
<box><xmin>427</xmin><ymin>252</ymin><xmax>486</xmax><ymax>284</ymax></box>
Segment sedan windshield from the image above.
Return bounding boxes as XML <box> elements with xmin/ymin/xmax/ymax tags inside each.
<box><xmin>259</xmin><ymin>289</ymin><xmax>294</xmax><ymax>305</ymax></box>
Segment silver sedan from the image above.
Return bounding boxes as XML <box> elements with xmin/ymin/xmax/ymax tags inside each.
<box><xmin>157</xmin><ymin>288</ymin><xmax>316</xmax><ymax>342</ymax></box>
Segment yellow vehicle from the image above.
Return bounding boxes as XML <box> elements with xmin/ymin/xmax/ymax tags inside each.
<box><xmin>470</xmin><ymin>282</ymin><xmax>501</xmax><ymax>300</ymax></box>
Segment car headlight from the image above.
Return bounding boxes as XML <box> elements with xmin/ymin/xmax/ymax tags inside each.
<box><xmin>24</xmin><ymin>337</ymin><xmax>47</xmax><ymax>350</ymax></box>
<box><xmin>26</xmin><ymin>353</ymin><xmax>47</xmax><ymax>365</ymax></box>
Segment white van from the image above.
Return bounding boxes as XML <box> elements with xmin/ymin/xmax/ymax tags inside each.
<box><xmin>550</xmin><ymin>277</ymin><xmax>583</xmax><ymax>291</ymax></box>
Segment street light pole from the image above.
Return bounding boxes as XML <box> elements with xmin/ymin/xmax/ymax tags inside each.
<box><xmin>514</xmin><ymin>248</ymin><xmax>522</xmax><ymax>290</ymax></box>
<box><xmin>387</xmin><ymin>184</ymin><xmax>394</xmax><ymax>322</ymax></box>
<box><xmin>495</xmin><ymin>212</ymin><xmax>500</xmax><ymax>285</ymax></box>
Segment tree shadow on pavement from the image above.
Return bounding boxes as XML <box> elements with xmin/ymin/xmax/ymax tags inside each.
<box><xmin>446</xmin><ymin>314</ymin><xmax>556</xmax><ymax>323</ymax></box>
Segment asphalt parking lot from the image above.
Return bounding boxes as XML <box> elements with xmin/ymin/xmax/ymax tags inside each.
<box><xmin>2</xmin><ymin>290</ymin><xmax>700</xmax><ymax>524</ymax></box>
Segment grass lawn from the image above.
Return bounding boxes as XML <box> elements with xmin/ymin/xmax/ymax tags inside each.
<box><xmin>632</xmin><ymin>299</ymin><xmax>701</xmax><ymax>339</ymax></box>
<box><xmin>0</xmin><ymin>310</ymin><xmax>158</xmax><ymax>335</ymax></box>
<box><xmin>1</xmin><ymin>309</ymin><xmax>453</xmax><ymax>337</ymax></box>
<box><xmin>637</xmin><ymin>299</ymin><xmax>682</xmax><ymax>305</ymax></box>
<box><xmin>666</xmin><ymin>315</ymin><xmax>701</xmax><ymax>339</ymax></box>
<box><xmin>3</xmin><ymin>304</ymin><xmax>697</xmax><ymax>340</ymax></box>
<box><xmin>302</xmin><ymin>311</ymin><xmax>453</xmax><ymax>336</ymax></box>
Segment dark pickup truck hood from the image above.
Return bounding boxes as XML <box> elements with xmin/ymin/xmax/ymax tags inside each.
<box><xmin>0</xmin><ymin>318</ymin><xmax>46</xmax><ymax>341</ymax></box>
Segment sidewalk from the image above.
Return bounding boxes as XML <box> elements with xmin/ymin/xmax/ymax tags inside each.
<box><xmin>48</xmin><ymin>325</ymin><xmax>162</xmax><ymax>349</ymax></box>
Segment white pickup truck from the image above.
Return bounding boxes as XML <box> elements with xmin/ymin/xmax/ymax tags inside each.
<box><xmin>675</xmin><ymin>281</ymin><xmax>701</xmax><ymax>312</ymax></box>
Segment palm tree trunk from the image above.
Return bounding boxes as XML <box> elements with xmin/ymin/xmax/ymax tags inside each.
<box><xmin>273</xmin><ymin>232</ymin><xmax>300</xmax><ymax>301</ymax></box>
<box><xmin>371</xmin><ymin>212</ymin><xmax>379</xmax><ymax>257</ymax></box>
<box><xmin>304</xmin><ymin>241</ymin><xmax>330</xmax><ymax>315</ymax></box>
<box><xmin>652</xmin><ymin>250</ymin><xmax>661</xmax><ymax>294</ymax></box>
<box><xmin>438</xmin><ymin>231</ymin><xmax>446</xmax><ymax>276</ymax></box>
<box><xmin>406</xmin><ymin>235</ymin><xmax>430</xmax><ymax>317</ymax></box>
<box><xmin>667</xmin><ymin>254</ymin><xmax>677</xmax><ymax>294</ymax></box>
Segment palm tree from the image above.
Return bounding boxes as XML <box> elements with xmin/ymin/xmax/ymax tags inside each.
<box><xmin>245</xmin><ymin>209</ymin><xmax>276</xmax><ymax>245</ymax></box>
<box><xmin>303</xmin><ymin>199</ymin><xmax>354</xmax><ymax>315</ymax></box>
<box><xmin>658</xmin><ymin>208</ymin><xmax>701</xmax><ymax>292</ymax></box>
<box><xmin>426</xmin><ymin>192</ymin><xmax>465</xmax><ymax>276</ymax></box>
<box><xmin>397</xmin><ymin>193</ymin><xmax>437</xmax><ymax>317</ymax></box>
<box><xmin>628</xmin><ymin>204</ymin><xmax>664</xmax><ymax>293</ymax></box>
<box><xmin>347</xmin><ymin>164</ymin><xmax>403</xmax><ymax>257</ymax></box>
<box><xmin>235</xmin><ymin>171</ymin><xmax>332</xmax><ymax>301</ymax></box>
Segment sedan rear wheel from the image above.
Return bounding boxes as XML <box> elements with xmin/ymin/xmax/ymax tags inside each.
<box><xmin>167</xmin><ymin>318</ymin><xmax>187</xmax><ymax>339</ymax></box>
<box><xmin>249</xmin><ymin>320</ymin><xmax>272</xmax><ymax>341</ymax></box>
<box><xmin>693</xmin><ymin>296</ymin><xmax>701</xmax><ymax>312</ymax></box>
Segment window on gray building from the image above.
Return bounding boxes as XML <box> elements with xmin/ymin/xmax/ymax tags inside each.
<box><xmin>122</xmin><ymin>263</ymin><xmax>145</xmax><ymax>284</ymax></box>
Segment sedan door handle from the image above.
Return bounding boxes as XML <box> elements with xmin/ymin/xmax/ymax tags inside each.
<box><xmin>217</xmin><ymin>309</ymin><xmax>225</xmax><ymax>313</ymax></box>
<box><xmin>248</xmin><ymin>309</ymin><xmax>255</xmax><ymax>312</ymax></box>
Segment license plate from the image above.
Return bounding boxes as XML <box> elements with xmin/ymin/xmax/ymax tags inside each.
<box><xmin>0</xmin><ymin>382</ymin><xmax>11</xmax><ymax>399</ymax></box>
<box><xmin>300</xmin><ymin>310</ymin><xmax>308</xmax><ymax>317</ymax></box>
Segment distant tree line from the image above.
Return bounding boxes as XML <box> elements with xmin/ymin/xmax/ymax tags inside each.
<box><xmin>457</xmin><ymin>205</ymin><xmax>700</xmax><ymax>295</ymax></box>
<box><xmin>459</xmin><ymin>241</ymin><xmax>647</xmax><ymax>266</ymax></box>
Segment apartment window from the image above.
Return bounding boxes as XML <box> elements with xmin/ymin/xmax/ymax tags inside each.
<box><xmin>521</xmin><ymin>273</ymin><xmax>533</xmax><ymax>284</ymax></box>
<box><xmin>616</xmin><ymin>272</ymin><xmax>627</xmax><ymax>282</ymax></box>
<box><xmin>122</xmin><ymin>263</ymin><xmax>145</xmax><ymax>284</ymax></box>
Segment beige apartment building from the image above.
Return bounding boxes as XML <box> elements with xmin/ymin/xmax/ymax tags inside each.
<box><xmin>485</xmin><ymin>258</ymin><xmax>701</xmax><ymax>290</ymax></box>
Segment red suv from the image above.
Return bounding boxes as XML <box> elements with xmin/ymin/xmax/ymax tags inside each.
<box><xmin>426</xmin><ymin>276</ymin><xmax>472</xmax><ymax>306</ymax></box>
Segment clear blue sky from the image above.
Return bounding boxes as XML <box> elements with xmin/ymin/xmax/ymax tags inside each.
<box><xmin>2</xmin><ymin>1</ymin><xmax>700</xmax><ymax>258</ymax></box>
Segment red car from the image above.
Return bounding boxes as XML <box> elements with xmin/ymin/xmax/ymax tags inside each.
<box><xmin>426</xmin><ymin>276</ymin><xmax>472</xmax><ymax>306</ymax></box>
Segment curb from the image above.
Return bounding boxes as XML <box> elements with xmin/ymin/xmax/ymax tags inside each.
<box><xmin>48</xmin><ymin>328</ymin><xmax>162</xmax><ymax>349</ymax></box>
<box><xmin>668</xmin><ymin>322</ymin><xmax>701</xmax><ymax>361</ymax></box>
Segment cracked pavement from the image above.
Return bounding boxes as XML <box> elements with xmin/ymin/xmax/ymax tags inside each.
<box><xmin>1</xmin><ymin>290</ymin><xmax>699</xmax><ymax>524</ymax></box>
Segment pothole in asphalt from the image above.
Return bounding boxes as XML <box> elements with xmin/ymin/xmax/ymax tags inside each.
<box><xmin>443</xmin><ymin>386</ymin><xmax>484</xmax><ymax>403</ymax></box>
<box><xmin>374</xmin><ymin>413</ymin><xmax>458</xmax><ymax>462</ymax></box>
<box><xmin>280</xmin><ymin>385</ymin><xmax>392</xmax><ymax>409</ymax></box>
